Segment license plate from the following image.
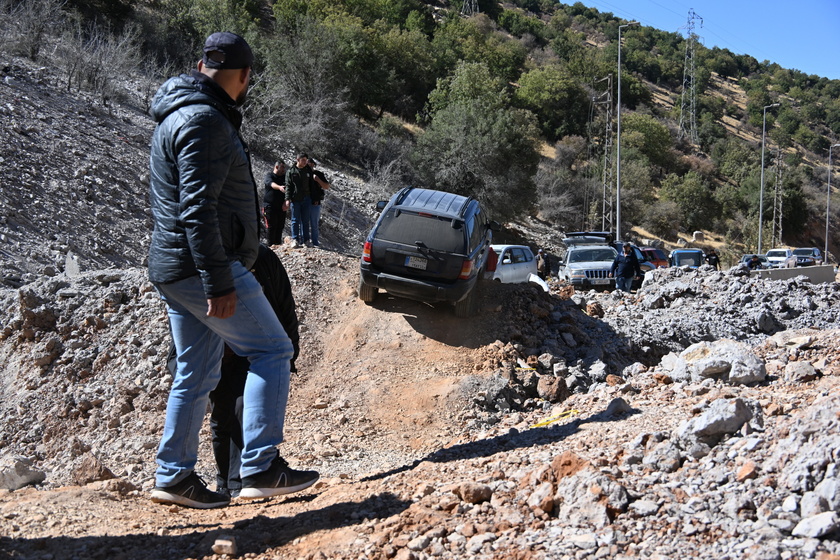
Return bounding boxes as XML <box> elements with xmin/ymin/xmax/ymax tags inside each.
<box><xmin>405</xmin><ymin>256</ymin><xmax>427</xmax><ymax>270</ymax></box>
<box><xmin>591</xmin><ymin>278</ymin><xmax>611</xmax><ymax>285</ymax></box>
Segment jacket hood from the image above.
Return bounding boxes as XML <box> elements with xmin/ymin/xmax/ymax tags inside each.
<box><xmin>149</xmin><ymin>71</ymin><xmax>242</xmax><ymax>128</ymax></box>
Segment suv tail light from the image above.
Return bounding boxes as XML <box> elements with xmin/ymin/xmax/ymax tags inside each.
<box><xmin>458</xmin><ymin>259</ymin><xmax>474</xmax><ymax>280</ymax></box>
<box><xmin>362</xmin><ymin>241</ymin><xmax>372</xmax><ymax>263</ymax></box>
<box><xmin>485</xmin><ymin>247</ymin><xmax>498</xmax><ymax>272</ymax></box>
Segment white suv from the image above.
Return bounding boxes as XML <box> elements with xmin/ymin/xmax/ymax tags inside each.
<box><xmin>765</xmin><ymin>248</ymin><xmax>793</xmax><ymax>268</ymax></box>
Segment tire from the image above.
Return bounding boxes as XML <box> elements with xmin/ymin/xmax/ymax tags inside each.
<box><xmin>358</xmin><ymin>279</ymin><xmax>377</xmax><ymax>303</ymax></box>
<box><xmin>454</xmin><ymin>284</ymin><xmax>478</xmax><ymax>318</ymax></box>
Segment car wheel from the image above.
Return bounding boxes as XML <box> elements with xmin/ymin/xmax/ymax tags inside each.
<box><xmin>454</xmin><ymin>285</ymin><xmax>478</xmax><ymax>318</ymax></box>
<box><xmin>358</xmin><ymin>278</ymin><xmax>377</xmax><ymax>304</ymax></box>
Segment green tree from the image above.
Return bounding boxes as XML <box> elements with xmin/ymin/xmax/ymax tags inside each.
<box><xmin>659</xmin><ymin>171</ymin><xmax>719</xmax><ymax>232</ymax></box>
<box><xmin>513</xmin><ymin>65</ymin><xmax>589</xmax><ymax>141</ymax></box>
<box><xmin>430</xmin><ymin>14</ymin><xmax>525</xmax><ymax>82</ymax></box>
<box><xmin>620</xmin><ymin>113</ymin><xmax>673</xmax><ymax>169</ymax></box>
<box><xmin>412</xmin><ymin>62</ymin><xmax>540</xmax><ymax>221</ymax></box>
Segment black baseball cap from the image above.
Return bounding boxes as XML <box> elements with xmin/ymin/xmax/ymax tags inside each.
<box><xmin>202</xmin><ymin>32</ymin><xmax>254</xmax><ymax>70</ymax></box>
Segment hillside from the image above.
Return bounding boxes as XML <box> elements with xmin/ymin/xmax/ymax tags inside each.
<box><xmin>2</xmin><ymin>51</ymin><xmax>840</xmax><ymax>560</ymax></box>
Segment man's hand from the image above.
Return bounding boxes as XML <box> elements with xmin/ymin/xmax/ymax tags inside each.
<box><xmin>283</xmin><ymin>200</ymin><xmax>290</xmax><ymax>211</ymax></box>
<box><xmin>207</xmin><ymin>292</ymin><xmax>237</xmax><ymax>319</ymax></box>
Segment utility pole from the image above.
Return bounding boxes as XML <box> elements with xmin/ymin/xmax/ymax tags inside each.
<box><xmin>772</xmin><ymin>147</ymin><xmax>784</xmax><ymax>248</ymax></box>
<box><xmin>678</xmin><ymin>9</ymin><xmax>702</xmax><ymax>144</ymax></box>
<box><xmin>616</xmin><ymin>21</ymin><xmax>639</xmax><ymax>242</ymax></box>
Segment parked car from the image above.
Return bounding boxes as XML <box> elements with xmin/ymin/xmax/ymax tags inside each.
<box><xmin>485</xmin><ymin>244</ymin><xmax>538</xmax><ymax>283</ymax></box>
<box><xmin>358</xmin><ymin>187</ymin><xmax>499</xmax><ymax>317</ymax></box>
<box><xmin>640</xmin><ymin>247</ymin><xmax>669</xmax><ymax>268</ymax></box>
<box><xmin>669</xmin><ymin>248</ymin><xmax>705</xmax><ymax>268</ymax></box>
<box><xmin>791</xmin><ymin>247</ymin><xmax>823</xmax><ymax>266</ymax></box>
<box><xmin>558</xmin><ymin>235</ymin><xmax>618</xmax><ymax>291</ymax></box>
<box><xmin>765</xmin><ymin>248</ymin><xmax>793</xmax><ymax>268</ymax></box>
<box><xmin>739</xmin><ymin>254</ymin><xmax>770</xmax><ymax>269</ymax></box>
<box><xmin>562</xmin><ymin>233</ymin><xmax>653</xmax><ymax>290</ymax></box>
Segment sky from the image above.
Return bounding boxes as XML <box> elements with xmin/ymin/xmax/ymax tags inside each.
<box><xmin>570</xmin><ymin>0</ymin><xmax>840</xmax><ymax>80</ymax></box>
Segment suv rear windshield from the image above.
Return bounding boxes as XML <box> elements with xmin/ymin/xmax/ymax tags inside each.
<box><xmin>766</xmin><ymin>250</ymin><xmax>787</xmax><ymax>258</ymax></box>
<box><xmin>376</xmin><ymin>211</ymin><xmax>464</xmax><ymax>253</ymax></box>
<box><xmin>674</xmin><ymin>252</ymin><xmax>703</xmax><ymax>266</ymax></box>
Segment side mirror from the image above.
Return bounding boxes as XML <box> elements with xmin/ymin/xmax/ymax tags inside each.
<box><xmin>375</xmin><ymin>200</ymin><xmax>387</xmax><ymax>212</ymax></box>
<box><xmin>488</xmin><ymin>220</ymin><xmax>501</xmax><ymax>232</ymax></box>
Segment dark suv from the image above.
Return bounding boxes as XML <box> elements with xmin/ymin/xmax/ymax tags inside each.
<box><xmin>358</xmin><ymin>187</ymin><xmax>498</xmax><ymax>317</ymax></box>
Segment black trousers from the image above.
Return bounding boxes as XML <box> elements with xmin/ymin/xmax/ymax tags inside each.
<box><xmin>263</xmin><ymin>204</ymin><xmax>287</xmax><ymax>246</ymax></box>
<box><xmin>208</xmin><ymin>352</ymin><xmax>248</xmax><ymax>492</ymax></box>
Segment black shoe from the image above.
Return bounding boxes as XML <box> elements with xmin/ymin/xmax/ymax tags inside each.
<box><xmin>217</xmin><ymin>485</ymin><xmax>241</xmax><ymax>499</ymax></box>
<box><xmin>239</xmin><ymin>456</ymin><xmax>320</xmax><ymax>499</ymax></box>
<box><xmin>151</xmin><ymin>472</ymin><xmax>230</xmax><ymax>509</ymax></box>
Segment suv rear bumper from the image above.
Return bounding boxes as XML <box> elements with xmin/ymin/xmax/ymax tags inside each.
<box><xmin>360</xmin><ymin>265</ymin><xmax>476</xmax><ymax>303</ymax></box>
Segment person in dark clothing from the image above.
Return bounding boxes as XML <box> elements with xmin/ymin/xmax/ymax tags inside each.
<box><xmin>148</xmin><ymin>32</ymin><xmax>317</xmax><ymax>509</ymax></box>
<box><xmin>747</xmin><ymin>255</ymin><xmax>763</xmax><ymax>270</ymax></box>
<box><xmin>609</xmin><ymin>243</ymin><xmax>642</xmax><ymax>292</ymax></box>
<box><xmin>169</xmin><ymin>245</ymin><xmax>300</xmax><ymax>497</ymax></box>
<box><xmin>262</xmin><ymin>161</ymin><xmax>288</xmax><ymax>246</ymax></box>
<box><xmin>536</xmin><ymin>249</ymin><xmax>549</xmax><ymax>280</ymax></box>
<box><xmin>285</xmin><ymin>153</ymin><xmax>314</xmax><ymax>247</ymax></box>
<box><xmin>705</xmin><ymin>248</ymin><xmax>721</xmax><ymax>270</ymax></box>
<box><xmin>307</xmin><ymin>159</ymin><xmax>330</xmax><ymax>247</ymax></box>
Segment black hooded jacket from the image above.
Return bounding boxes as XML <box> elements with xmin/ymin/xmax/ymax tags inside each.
<box><xmin>148</xmin><ymin>71</ymin><xmax>260</xmax><ymax>298</ymax></box>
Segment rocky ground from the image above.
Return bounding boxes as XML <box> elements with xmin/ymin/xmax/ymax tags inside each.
<box><xmin>1</xmin><ymin>56</ymin><xmax>840</xmax><ymax>560</ymax></box>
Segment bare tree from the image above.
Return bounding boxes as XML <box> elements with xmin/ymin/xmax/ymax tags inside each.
<box><xmin>1</xmin><ymin>0</ymin><xmax>67</xmax><ymax>59</ymax></box>
<box><xmin>245</xmin><ymin>17</ymin><xmax>350</xmax><ymax>155</ymax></box>
<box><xmin>58</xmin><ymin>21</ymin><xmax>141</xmax><ymax>106</ymax></box>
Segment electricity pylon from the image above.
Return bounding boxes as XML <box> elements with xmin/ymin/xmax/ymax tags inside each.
<box><xmin>461</xmin><ymin>0</ymin><xmax>479</xmax><ymax>17</ymax></box>
<box><xmin>678</xmin><ymin>9</ymin><xmax>702</xmax><ymax>144</ymax></box>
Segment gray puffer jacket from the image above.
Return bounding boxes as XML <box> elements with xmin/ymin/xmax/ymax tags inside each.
<box><xmin>148</xmin><ymin>71</ymin><xmax>260</xmax><ymax>298</ymax></box>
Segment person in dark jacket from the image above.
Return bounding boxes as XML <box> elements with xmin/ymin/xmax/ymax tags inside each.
<box><xmin>285</xmin><ymin>153</ymin><xmax>313</xmax><ymax>247</ymax></box>
<box><xmin>609</xmin><ymin>243</ymin><xmax>642</xmax><ymax>292</ymax></box>
<box><xmin>705</xmin><ymin>248</ymin><xmax>721</xmax><ymax>270</ymax></box>
<box><xmin>262</xmin><ymin>161</ymin><xmax>288</xmax><ymax>246</ymax></box>
<box><xmin>307</xmin><ymin>158</ymin><xmax>330</xmax><ymax>247</ymax></box>
<box><xmin>147</xmin><ymin>32</ymin><xmax>317</xmax><ymax>509</ymax></box>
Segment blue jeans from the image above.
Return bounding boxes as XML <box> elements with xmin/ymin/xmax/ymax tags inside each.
<box><xmin>290</xmin><ymin>197</ymin><xmax>311</xmax><ymax>243</ymax></box>
<box><xmin>615</xmin><ymin>276</ymin><xmax>633</xmax><ymax>292</ymax></box>
<box><xmin>154</xmin><ymin>261</ymin><xmax>293</xmax><ymax>487</ymax></box>
<box><xmin>309</xmin><ymin>202</ymin><xmax>322</xmax><ymax>246</ymax></box>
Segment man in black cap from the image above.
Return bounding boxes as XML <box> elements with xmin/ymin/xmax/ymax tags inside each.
<box><xmin>147</xmin><ymin>32</ymin><xmax>318</xmax><ymax>509</ymax></box>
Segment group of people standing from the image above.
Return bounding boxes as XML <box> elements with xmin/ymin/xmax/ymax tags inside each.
<box><xmin>262</xmin><ymin>153</ymin><xmax>330</xmax><ymax>248</ymax></box>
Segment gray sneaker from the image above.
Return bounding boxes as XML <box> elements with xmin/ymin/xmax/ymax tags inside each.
<box><xmin>239</xmin><ymin>456</ymin><xmax>319</xmax><ymax>499</ymax></box>
<box><xmin>151</xmin><ymin>472</ymin><xmax>230</xmax><ymax>509</ymax></box>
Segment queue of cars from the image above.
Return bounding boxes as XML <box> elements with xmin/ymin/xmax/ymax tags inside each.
<box><xmin>357</xmin><ymin>187</ymin><xmax>829</xmax><ymax>313</ymax></box>
<box><xmin>740</xmin><ymin>247</ymin><xmax>826</xmax><ymax>269</ymax></box>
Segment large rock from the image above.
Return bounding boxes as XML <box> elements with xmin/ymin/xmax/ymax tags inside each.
<box><xmin>664</xmin><ymin>340</ymin><xmax>765</xmax><ymax>385</ymax></box>
<box><xmin>677</xmin><ymin>397</ymin><xmax>756</xmax><ymax>446</ymax></box>
<box><xmin>0</xmin><ymin>456</ymin><xmax>46</xmax><ymax>490</ymax></box>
